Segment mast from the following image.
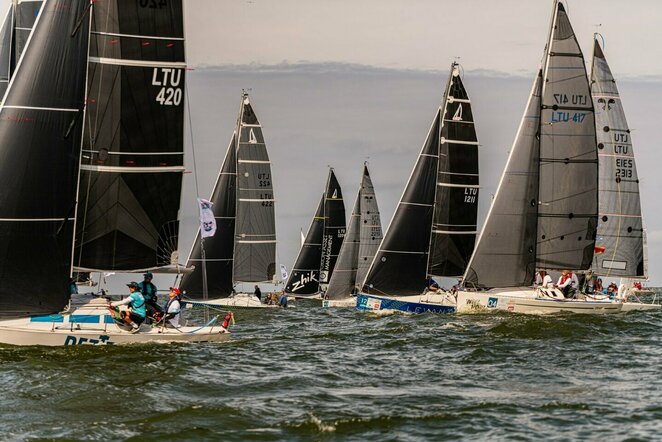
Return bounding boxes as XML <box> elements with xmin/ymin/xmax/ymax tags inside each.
<box><xmin>590</xmin><ymin>37</ymin><xmax>644</xmax><ymax>277</ymax></box>
<box><xmin>0</xmin><ymin>0</ymin><xmax>90</xmax><ymax>316</ymax></box>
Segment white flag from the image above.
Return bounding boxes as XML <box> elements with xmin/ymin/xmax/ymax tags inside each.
<box><xmin>198</xmin><ymin>198</ymin><xmax>216</xmax><ymax>238</ymax></box>
<box><xmin>300</xmin><ymin>229</ymin><xmax>305</xmax><ymax>247</ymax></box>
<box><xmin>280</xmin><ymin>264</ymin><xmax>288</xmax><ymax>281</ymax></box>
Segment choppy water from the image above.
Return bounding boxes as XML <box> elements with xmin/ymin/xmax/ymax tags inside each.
<box><xmin>1</xmin><ymin>297</ymin><xmax>661</xmax><ymax>441</ymax></box>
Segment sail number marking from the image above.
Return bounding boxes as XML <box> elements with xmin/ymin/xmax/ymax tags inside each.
<box><xmin>152</xmin><ymin>68</ymin><xmax>183</xmax><ymax>106</ymax></box>
<box><xmin>139</xmin><ymin>0</ymin><xmax>167</xmax><ymax>8</ymax></box>
<box><xmin>553</xmin><ymin>94</ymin><xmax>587</xmax><ymax>106</ymax></box>
<box><xmin>464</xmin><ymin>187</ymin><xmax>477</xmax><ymax>204</ymax></box>
<box><xmin>615</xmin><ymin>158</ymin><xmax>633</xmax><ymax>179</ymax></box>
<box><xmin>550</xmin><ymin>111</ymin><xmax>586</xmax><ymax>124</ymax></box>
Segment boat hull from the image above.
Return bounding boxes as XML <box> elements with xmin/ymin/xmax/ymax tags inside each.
<box><xmin>186</xmin><ymin>293</ymin><xmax>288</xmax><ymax>309</ymax></box>
<box><xmin>356</xmin><ymin>293</ymin><xmax>456</xmax><ymax>314</ymax></box>
<box><xmin>456</xmin><ymin>288</ymin><xmax>622</xmax><ymax>315</ymax></box>
<box><xmin>0</xmin><ymin>297</ymin><xmax>231</xmax><ymax>346</ymax></box>
<box><xmin>322</xmin><ymin>297</ymin><xmax>357</xmax><ymax>308</ymax></box>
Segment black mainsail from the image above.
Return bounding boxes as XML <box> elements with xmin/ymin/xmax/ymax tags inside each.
<box><xmin>0</xmin><ymin>0</ymin><xmax>90</xmax><ymax>316</ymax></box>
<box><xmin>363</xmin><ymin>63</ymin><xmax>479</xmax><ymax>297</ymax></box>
<box><xmin>326</xmin><ymin>164</ymin><xmax>383</xmax><ymax>300</ymax></box>
<box><xmin>285</xmin><ymin>168</ymin><xmax>345</xmax><ymax>295</ymax></box>
<box><xmin>590</xmin><ymin>38</ymin><xmax>644</xmax><ymax>277</ymax></box>
<box><xmin>74</xmin><ymin>0</ymin><xmax>186</xmax><ymax>272</ymax></box>
<box><xmin>464</xmin><ymin>1</ymin><xmax>597</xmax><ymax>289</ymax></box>
<box><xmin>180</xmin><ymin>94</ymin><xmax>277</xmax><ymax>298</ymax></box>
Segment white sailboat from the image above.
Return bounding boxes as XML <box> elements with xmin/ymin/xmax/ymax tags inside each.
<box><xmin>180</xmin><ymin>93</ymin><xmax>284</xmax><ymax>309</ymax></box>
<box><xmin>455</xmin><ymin>1</ymin><xmax>622</xmax><ymax>315</ymax></box>
<box><xmin>0</xmin><ymin>0</ymin><xmax>230</xmax><ymax>345</ymax></box>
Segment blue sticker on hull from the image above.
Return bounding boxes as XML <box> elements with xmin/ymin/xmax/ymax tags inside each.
<box><xmin>356</xmin><ymin>294</ymin><xmax>455</xmax><ymax>314</ymax></box>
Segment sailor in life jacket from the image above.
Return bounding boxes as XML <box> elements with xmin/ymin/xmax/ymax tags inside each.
<box><xmin>109</xmin><ymin>282</ymin><xmax>146</xmax><ymax>332</ymax></box>
<box><xmin>164</xmin><ymin>287</ymin><xmax>183</xmax><ymax>328</ymax></box>
<box><xmin>556</xmin><ymin>270</ymin><xmax>577</xmax><ymax>298</ymax></box>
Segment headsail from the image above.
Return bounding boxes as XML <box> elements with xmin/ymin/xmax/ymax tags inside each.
<box><xmin>464</xmin><ymin>1</ymin><xmax>597</xmax><ymax>289</ymax></box>
<box><xmin>0</xmin><ymin>0</ymin><xmax>90</xmax><ymax>316</ymax></box>
<box><xmin>319</xmin><ymin>169</ymin><xmax>345</xmax><ymax>284</ymax></box>
<box><xmin>363</xmin><ymin>106</ymin><xmax>441</xmax><ymax>297</ymax></box>
<box><xmin>590</xmin><ymin>38</ymin><xmax>644</xmax><ymax>277</ymax></box>
<box><xmin>180</xmin><ymin>134</ymin><xmax>237</xmax><ymax>298</ymax></box>
<box><xmin>285</xmin><ymin>194</ymin><xmax>325</xmax><ymax>295</ymax></box>
<box><xmin>74</xmin><ymin>0</ymin><xmax>186</xmax><ymax>272</ymax></box>
<box><xmin>428</xmin><ymin>64</ymin><xmax>480</xmax><ymax>278</ymax></box>
<box><xmin>356</xmin><ymin>164</ymin><xmax>383</xmax><ymax>289</ymax></box>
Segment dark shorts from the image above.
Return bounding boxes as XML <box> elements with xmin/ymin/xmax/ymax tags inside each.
<box><xmin>129</xmin><ymin>311</ymin><xmax>145</xmax><ymax>325</ymax></box>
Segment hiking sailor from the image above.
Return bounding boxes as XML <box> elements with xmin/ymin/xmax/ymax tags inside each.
<box><xmin>109</xmin><ymin>282</ymin><xmax>146</xmax><ymax>332</ymax></box>
<box><xmin>556</xmin><ymin>270</ymin><xmax>575</xmax><ymax>299</ymax></box>
<box><xmin>164</xmin><ymin>287</ymin><xmax>183</xmax><ymax>328</ymax></box>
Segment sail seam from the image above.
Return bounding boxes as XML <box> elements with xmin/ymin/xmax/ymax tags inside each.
<box><xmin>91</xmin><ymin>31</ymin><xmax>184</xmax><ymax>41</ymax></box>
<box><xmin>89</xmin><ymin>57</ymin><xmax>186</xmax><ymax>68</ymax></box>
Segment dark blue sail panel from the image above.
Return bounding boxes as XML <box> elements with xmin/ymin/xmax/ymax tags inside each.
<box><xmin>0</xmin><ymin>0</ymin><xmax>90</xmax><ymax>316</ymax></box>
<box><xmin>75</xmin><ymin>0</ymin><xmax>186</xmax><ymax>272</ymax></box>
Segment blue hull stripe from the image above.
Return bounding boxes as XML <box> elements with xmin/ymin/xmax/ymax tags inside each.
<box><xmin>356</xmin><ymin>294</ymin><xmax>455</xmax><ymax>314</ymax></box>
<box><xmin>30</xmin><ymin>314</ymin><xmax>65</xmax><ymax>323</ymax></box>
<box><xmin>69</xmin><ymin>315</ymin><xmax>101</xmax><ymax>324</ymax></box>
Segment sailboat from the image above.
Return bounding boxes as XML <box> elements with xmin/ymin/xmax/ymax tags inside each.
<box><xmin>180</xmin><ymin>92</ymin><xmax>281</xmax><ymax>309</ymax></box>
<box><xmin>323</xmin><ymin>163</ymin><xmax>383</xmax><ymax>308</ymax></box>
<box><xmin>0</xmin><ymin>0</ymin><xmax>230</xmax><ymax>345</ymax></box>
<box><xmin>284</xmin><ymin>168</ymin><xmax>346</xmax><ymax>299</ymax></box>
<box><xmin>454</xmin><ymin>1</ymin><xmax>622</xmax><ymax>314</ymax></box>
<box><xmin>356</xmin><ymin>61</ymin><xmax>480</xmax><ymax>314</ymax></box>
<box><xmin>0</xmin><ymin>0</ymin><xmax>42</xmax><ymax>99</ymax></box>
<box><xmin>589</xmin><ymin>36</ymin><xmax>659</xmax><ymax>311</ymax></box>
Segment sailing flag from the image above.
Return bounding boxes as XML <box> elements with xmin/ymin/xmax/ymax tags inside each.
<box><xmin>197</xmin><ymin>198</ymin><xmax>216</xmax><ymax>238</ymax></box>
<box><xmin>280</xmin><ymin>264</ymin><xmax>288</xmax><ymax>280</ymax></box>
<box><xmin>594</xmin><ymin>246</ymin><xmax>606</xmax><ymax>254</ymax></box>
<box><xmin>300</xmin><ymin>229</ymin><xmax>305</xmax><ymax>247</ymax></box>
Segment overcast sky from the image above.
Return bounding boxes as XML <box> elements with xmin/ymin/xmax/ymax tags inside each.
<box><xmin>3</xmin><ymin>0</ymin><xmax>660</xmax><ymax>289</ymax></box>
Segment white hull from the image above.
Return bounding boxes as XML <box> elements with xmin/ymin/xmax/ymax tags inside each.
<box><xmin>0</xmin><ymin>297</ymin><xmax>231</xmax><ymax>346</ymax></box>
<box><xmin>185</xmin><ymin>293</ymin><xmax>290</xmax><ymax>309</ymax></box>
<box><xmin>322</xmin><ymin>297</ymin><xmax>357</xmax><ymax>308</ymax></box>
<box><xmin>456</xmin><ymin>287</ymin><xmax>622</xmax><ymax>315</ymax></box>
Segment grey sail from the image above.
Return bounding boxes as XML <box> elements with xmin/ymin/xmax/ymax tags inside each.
<box><xmin>233</xmin><ymin>94</ymin><xmax>277</xmax><ymax>284</ymax></box>
<box><xmin>325</xmin><ymin>187</ymin><xmax>361</xmax><ymax>300</ymax></box>
<box><xmin>536</xmin><ymin>2</ymin><xmax>597</xmax><ymax>271</ymax></box>
<box><xmin>590</xmin><ymin>39</ymin><xmax>644</xmax><ymax>277</ymax></box>
<box><xmin>464</xmin><ymin>73</ymin><xmax>543</xmax><ymax>288</ymax></box>
<box><xmin>464</xmin><ymin>1</ymin><xmax>597</xmax><ymax>289</ymax></box>
<box><xmin>356</xmin><ymin>164</ymin><xmax>383</xmax><ymax>288</ymax></box>
<box><xmin>428</xmin><ymin>64</ymin><xmax>480</xmax><ymax>278</ymax></box>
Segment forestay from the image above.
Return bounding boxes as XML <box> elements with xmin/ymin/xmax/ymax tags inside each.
<box><xmin>591</xmin><ymin>39</ymin><xmax>644</xmax><ymax>277</ymax></box>
<box><xmin>75</xmin><ymin>0</ymin><xmax>186</xmax><ymax>272</ymax></box>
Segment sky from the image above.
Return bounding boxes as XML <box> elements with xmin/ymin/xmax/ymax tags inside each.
<box><xmin>2</xmin><ymin>0</ymin><xmax>660</xmax><ymax>289</ymax></box>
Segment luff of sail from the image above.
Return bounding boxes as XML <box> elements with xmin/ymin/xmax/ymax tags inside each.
<box><xmin>591</xmin><ymin>39</ymin><xmax>644</xmax><ymax>277</ymax></box>
<box><xmin>0</xmin><ymin>0</ymin><xmax>90</xmax><ymax>316</ymax></box>
<box><xmin>180</xmin><ymin>134</ymin><xmax>237</xmax><ymax>298</ymax></box>
<box><xmin>319</xmin><ymin>169</ymin><xmax>345</xmax><ymax>284</ymax></box>
<box><xmin>74</xmin><ymin>0</ymin><xmax>186</xmax><ymax>272</ymax></box>
<box><xmin>363</xmin><ymin>108</ymin><xmax>441</xmax><ymax>297</ymax></box>
<box><xmin>233</xmin><ymin>95</ymin><xmax>277</xmax><ymax>284</ymax></box>
<box><xmin>536</xmin><ymin>2</ymin><xmax>597</xmax><ymax>271</ymax></box>
<box><xmin>0</xmin><ymin>5</ymin><xmax>13</xmax><ymax>99</ymax></box>
<box><xmin>464</xmin><ymin>72</ymin><xmax>542</xmax><ymax>288</ymax></box>
<box><xmin>285</xmin><ymin>194</ymin><xmax>325</xmax><ymax>295</ymax></box>
<box><xmin>428</xmin><ymin>64</ymin><xmax>480</xmax><ymax>278</ymax></box>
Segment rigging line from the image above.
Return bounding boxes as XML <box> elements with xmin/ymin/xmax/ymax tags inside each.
<box><xmin>185</xmin><ymin>81</ymin><xmax>200</xmax><ymax>199</ymax></box>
